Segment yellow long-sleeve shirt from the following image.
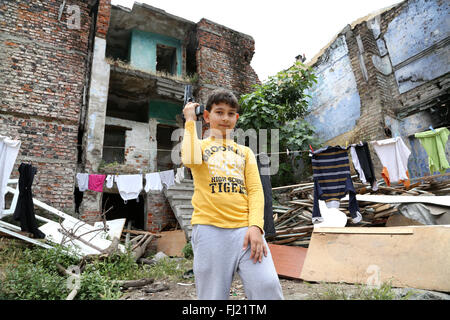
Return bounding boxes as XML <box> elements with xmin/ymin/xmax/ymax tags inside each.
<box><xmin>181</xmin><ymin>120</ymin><xmax>264</xmax><ymax>231</ymax></box>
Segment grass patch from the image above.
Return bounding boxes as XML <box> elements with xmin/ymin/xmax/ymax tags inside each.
<box><xmin>145</xmin><ymin>255</ymin><xmax>193</xmax><ymax>282</ymax></box>
<box><xmin>310</xmin><ymin>281</ymin><xmax>406</xmax><ymax>300</ymax></box>
<box><xmin>0</xmin><ymin>238</ymin><xmax>193</xmax><ymax>300</ymax></box>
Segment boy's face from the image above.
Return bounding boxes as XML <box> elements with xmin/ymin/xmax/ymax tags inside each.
<box><xmin>204</xmin><ymin>102</ymin><xmax>239</xmax><ymax>137</ymax></box>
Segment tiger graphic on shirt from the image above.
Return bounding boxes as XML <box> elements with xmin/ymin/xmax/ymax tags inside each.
<box><xmin>202</xmin><ymin>144</ymin><xmax>247</xmax><ymax>195</ymax></box>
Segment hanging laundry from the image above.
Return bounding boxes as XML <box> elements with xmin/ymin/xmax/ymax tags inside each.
<box><xmin>372</xmin><ymin>137</ymin><xmax>411</xmax><ymax>188</ymax></box>
<box><xmin>257</xmin><ymin>153</ymin><xmax>276</xmax><ymax>237</ymax></box>
<box><xmin>175</xmin><ymin>167</ymin><xmax>185</xmax><ymax>184</ymax></box>
<box><xmin>115</xmin><ymin>174</ymin><xmax>143</xmax><ymax>201</ymax></box>
<box><xmin>105</xmin><ymin>175</ymin><xmax>115</xmax><ymax>189</ymax></box>
<box><xmin>12</xmin><ymin>163</ymin><xmax>45</xmax><ymax>239</ymax></box>
<box><xmin>414</xmin><ymin>127</ymin><xmax>450</xmax><ymax>174</ymax></box>
<box><xmin>0</xmin><ymin>136</ymin><xmax>21</xmax><ymax>212</ymax></box>
<box><xmin>88</xmin><ymin>174</ymin><xmax>106</xmax><ymax>192</ymax></box>
<box><xmin>159</xmin><ymin>169</ymin><xmax>175</xmax><ymax>189</ymax></box>
<box><xmin>76</xmin><ymin>173</ymin><xmax>89</xmax><ymax>192</ymax></box>
<box><xmin>74</xmin><ymin>187</ymin><xmax>83</xmax><ymax>214</ymax></box>
<box><xmin>145</xmin><ymin>172</ymin><xmax>163</xmax><ymax>192</ymax></box>
<box><xmin>349</xmin><ymin>142</ymin><xmax>378</xmax><ymax>191</ymax></box>
<box><xmin>311</xmin><ymin>146</ymin><xmax>362</xmax><ymax>224</ymax></box>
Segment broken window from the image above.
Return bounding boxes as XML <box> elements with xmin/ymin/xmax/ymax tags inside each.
<box><xmin>103</xmin><ymin>126</ymin><xmax>127</xmax><ymax>164</ymax></box>
<box><xmin>156</xmin><ymin>44</ymin><xmax>177</xmax><ymax>75</ymax></box>
<box><xmin>157</xmin><ymin>124</ymin><xmax>177</xmax><ymax>171</ymax></box>
<box><xmin>106</xmin><ymin>91</ymin><xmax>149</xmax><ymax>124</ymax></box>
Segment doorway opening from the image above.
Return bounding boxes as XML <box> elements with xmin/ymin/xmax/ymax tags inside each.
<box><xmin>102</xmin><ymin>193</ymin><xmax>145</xmax><ymax>230</ymax></box>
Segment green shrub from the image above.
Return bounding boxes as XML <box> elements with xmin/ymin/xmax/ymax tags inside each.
<box><xmin>182</xmin><ymin>242</ymin><xmax>193</xmax><ymax>259</ymax></box>
<box><xmin>0</xmin><ymin>263</ymin><xmax>69</xmax><ymax>300</ymax></box>
<box><xmin>77</xmin><ymin>271</ymin><xmax>121</xmax><ymax>300</ymax></box>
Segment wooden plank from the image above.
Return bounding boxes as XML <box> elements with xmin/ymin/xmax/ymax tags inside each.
<box><xmin>123</xmin><ymin>229</ymin><xmax>161</xmax><ymax>237</ymax></box>
<box><xmin>0</xmin><ymin>226</ymin><xmax>54</xmax><ymax>250</ymax></box>
<box><xmin>301</xmin><ymin>226</ymin><xmax>450</xmax><ymax>292</ymax></box>
<box><xmin>94</xmin><ymin>218</ymin><xmax>126</xmax><ymax>241</ymax></box>
<box><xmin>349</xmin><ymin>194</ymin><xmax>450</xmax><ymax>206</ymax></box>
<box><xmin>313</xmin><ymin>226</ymin><xmax>413</xmax><ymax>234</ymax></box>
<box><xmin>373</xmin><ymin>208</ymin><xmax>399</xmax><ymax>219</ymax></box>
<box><xmin>268</xmin><ymin>244</ymin><xmax>308</xmax><ymax>279</ymax></box>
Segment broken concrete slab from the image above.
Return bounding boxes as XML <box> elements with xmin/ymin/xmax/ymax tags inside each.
<box><xmin>2</xmin><ymin>179</ymin><xmax>125</xmax><ymax>257</ymax></box>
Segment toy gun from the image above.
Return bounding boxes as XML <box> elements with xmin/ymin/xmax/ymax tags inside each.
<box><xmin>182</xmin><ymin>85</ymin><xmax>204</xmax><ymax>121</ymax></box>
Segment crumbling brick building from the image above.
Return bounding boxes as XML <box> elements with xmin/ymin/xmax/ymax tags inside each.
<box><xmin>304</xmin><ymin>0</ymin><xmax>449</xmax><ymax>179</ymax></box>
<box><xmin>0</xmin><ymin>0</ymin><xmax>260</xmax><ymax>232</ymax></box>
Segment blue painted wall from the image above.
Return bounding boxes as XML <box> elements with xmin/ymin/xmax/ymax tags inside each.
<box><xmin>305</xmin><ymin>35</ymin><xmax>361</xmax><ymax>142</ymax></box>
<box><xmin>129</xmin><ymin>29</ymin><xmax>182</xmax><ymax>75</ymax></box>
<box><xmin>384</xmin><ymin>0</ymin><xmax>450</xmax><ymax>93</ymax></box>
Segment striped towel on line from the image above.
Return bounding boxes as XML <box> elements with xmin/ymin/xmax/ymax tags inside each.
<box><xmin>311</xmin><ymin>146</ymin><xmax>362</xmax><ymax>224</ymax></box>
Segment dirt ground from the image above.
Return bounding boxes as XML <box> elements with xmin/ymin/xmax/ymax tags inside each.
<box><xmin>119</xmin><ymin>274</ymin><xmax>361</xmax><ymax>300</ymax></box>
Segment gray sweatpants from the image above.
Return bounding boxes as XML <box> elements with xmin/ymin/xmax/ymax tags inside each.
<box><xmin>191</xmin><ymin>224</ymin><xmax>284</xmax><ymax>300</ymax></box>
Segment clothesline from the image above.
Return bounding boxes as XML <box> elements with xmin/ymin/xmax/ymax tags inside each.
<box><xmin>79</xmin><ymin>144</ymin><xmax>175</xmax><ymax>152</ymax></box>
<box><xmin>76</xmin><ymin>167</ymin><xmax>186</xmax><ymax>201</ymax></box>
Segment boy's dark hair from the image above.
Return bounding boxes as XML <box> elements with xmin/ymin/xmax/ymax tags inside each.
<box><xmin>205</xmin><ymin>89</ymin><xmax>240</xmax><ymax>113</ymax></box>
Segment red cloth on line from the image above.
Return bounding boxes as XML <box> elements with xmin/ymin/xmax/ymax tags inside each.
<box><xmin>88</xmin><ymin>174</ymin><xmax>106</xmax><ymax>192</ymax></box>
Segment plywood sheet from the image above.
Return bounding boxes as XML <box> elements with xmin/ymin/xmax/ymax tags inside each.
<box><xmin>300</xmin><ymin>226</ymin><xmax>450</xmax><ymax>292</ymax></box>
<box><xmin>267</xmin><ymin>244</ymin><xmax>308</xmax><ymax>279</ymax></box>
<box><xmin>156</xmin><ymin>230</ymin><xmax>187</xmax><ymax>257</ymax></box>
<box><xmin>342</xmin><ymin>194</ymin><xmax>450</xmax><ymax>206</ymax></box>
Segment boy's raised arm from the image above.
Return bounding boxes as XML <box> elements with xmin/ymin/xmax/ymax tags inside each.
<box><xmin>181</xmin><ymin>120</ymin><xmax>203</xmax><ymax>168</ymax></box>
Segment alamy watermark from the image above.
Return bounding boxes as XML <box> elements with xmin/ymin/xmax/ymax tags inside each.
<box><xmin>59</xmin><ymin>3</ymin><xmax>80</xmax><ymax>30</ymax></box>
<box><xmin>170</xmin><ymin>123</ymin><xmax>280</xmax><ymax>175</ymax></box>
<box><xmin>66</xmin><ymin>5</ymin><xmax>81</xmax><ymax>30</ymax></box>
<box><xmin>366</xmin><ymin>264</ymin><xmax>381</xmax><ymax>288</ymax></box>
<box><xmin>66</xmin><ymin>265</ymin><xmax>81</xmax><ymax>291</ymax></box>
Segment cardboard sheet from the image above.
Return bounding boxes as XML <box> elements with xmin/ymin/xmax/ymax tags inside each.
<box><xmin>156</xmin><ymin>230</ymin><xmax>187</xmax><ymax>257</ymax></box>
<box><xmin>300</xmin><ymin>225</ymin><xmax>450</xmax><ymax>292</ymax></box>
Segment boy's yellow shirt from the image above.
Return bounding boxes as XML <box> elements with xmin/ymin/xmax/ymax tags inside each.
<box><xmin>181</xmin><ymin>120</ymin><xmax>264</xmax><ymax>231</ymax></box>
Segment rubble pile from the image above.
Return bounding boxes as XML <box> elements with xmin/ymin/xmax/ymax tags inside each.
<box><xmin>268</xmin><ymin>174</ymin><xmax>450</xmax><ymax>247</ymax></box>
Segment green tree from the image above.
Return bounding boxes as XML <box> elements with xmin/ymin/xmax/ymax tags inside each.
<box><xmin>237</xmin><ymin>61</ymin><xmax>320</xmax><ymax>186</ymax></box>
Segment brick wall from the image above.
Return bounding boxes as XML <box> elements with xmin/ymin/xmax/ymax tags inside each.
<box><xmin>96</xmin><ymin>0</ymin><xmax>111</xmax><ymax>39</ymax></box>
<box><xmin>146</xmin><ymin>191</ymin><xmax>177</xmax><ymax>233</ymax></box>
<box><xmin>0</xmin><ymin>0</ymin><xmax>94</xmax><ymax>211</ymax></box>
<box><xmin>196</xmin><ymin>18</ymin><xmax>260</xmax><ymax>103</ymax></box>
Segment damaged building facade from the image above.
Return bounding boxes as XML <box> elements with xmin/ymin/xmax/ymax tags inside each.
<box><xmin>0</xmin><ymin>0</ymin><xmax>259</xmax><ymax>233</ymax></box>
<box><xmin>304</xmin><ymin>0</ymin><xmax>449</xmax><ymax>178</ymax></box>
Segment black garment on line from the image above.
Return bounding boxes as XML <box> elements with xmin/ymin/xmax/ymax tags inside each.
<box><xmin>354</xmin><ymin>142</ymin><xmax>377</xmax><ymax>187</ymax></box>
<box><xmin>257</xmin><ymin>153</ymin><xmax>276</xmax><ymax>237</ymax></box>
<box><xmin>74</xmin><ymin>187</ymin><xmax>83</xmax><ymax>214</ymax></box>
<box><xmin>12</xmin><ymin>163</ymin><xmax>45</xmax><ymax>239</ymax></box>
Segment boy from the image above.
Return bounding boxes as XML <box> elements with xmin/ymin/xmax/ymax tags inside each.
<box><xmin>181</xmin><ymin>89</ymin><xmax>283</xmax><ymax>300</ymax></box>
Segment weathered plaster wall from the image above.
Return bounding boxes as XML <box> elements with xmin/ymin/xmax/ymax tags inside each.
<box><xmin>384</xmin><ymin>0</ymin><xmax>450</xmax><ymax>93</ymax></box>
<box><xmin>80</xmin><ymin>36</ymin><xmax>110</xmax><ymax>223</ymax></box>
<box><xmin>105</xmin><ymin>116</ymin><xmax>150</xmax><ymax>168</ymax></box>
<box><xmin>129</xmin><ymin>29</ymin><xmax>182</xmax><ymax>75</ymax></box>
<box><xmin>305</xmin><ymin>0</ymin><xmax>449</xmax><ymax>180</ymax></box>
<box><xmin>305</xmin><ymin>35</ymin><xmax>361</xmax><ymax>142</ymax></box>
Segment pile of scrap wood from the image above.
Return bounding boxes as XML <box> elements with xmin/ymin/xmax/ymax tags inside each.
<box><xmin>268</xmin><ymin>174</ymin><xmax>450</xmax><ymax>247</ymax></box>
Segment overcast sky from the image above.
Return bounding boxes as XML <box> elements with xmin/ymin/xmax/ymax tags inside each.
<box><xmin>111</xmin><ymin>0</ymin><xmax>403</xmax><ymax>82</ymax></box>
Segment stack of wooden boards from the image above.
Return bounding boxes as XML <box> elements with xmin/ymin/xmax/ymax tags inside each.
<box><xmin>268</xmin><ymin>174</ymin><xmax>450</xmax><ymax>247</ymax></box>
